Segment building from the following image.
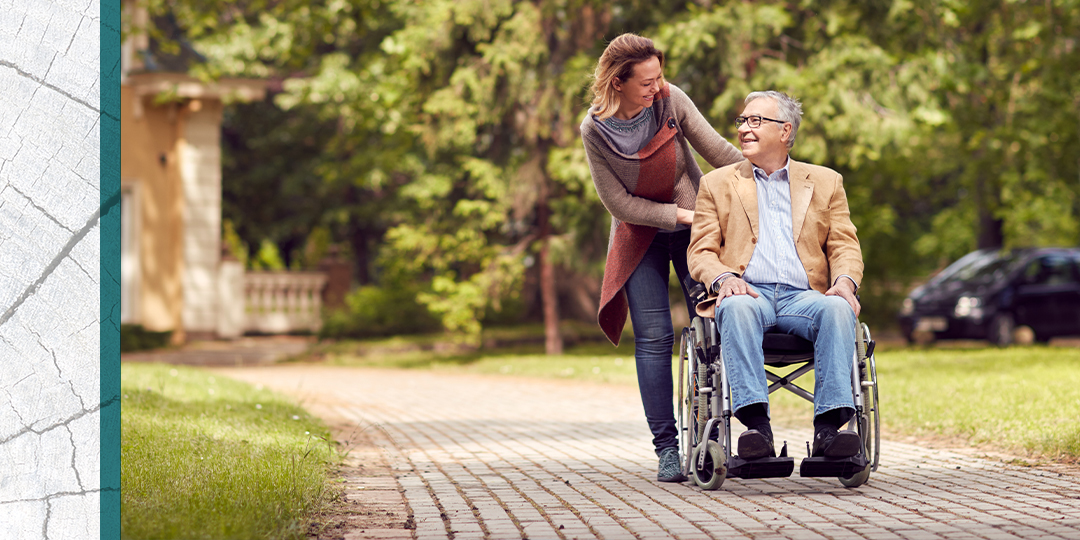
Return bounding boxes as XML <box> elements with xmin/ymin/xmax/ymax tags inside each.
<box><xmin>120</xmin><ymin>2</ymin><xmax>267</xmax><ymax>342</ymax></box>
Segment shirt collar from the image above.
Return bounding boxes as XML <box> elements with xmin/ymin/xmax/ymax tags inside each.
<box><xmin>752</xmin><ymin>157</ymin><xmax>791</xmax><ymax>182</ymax></box>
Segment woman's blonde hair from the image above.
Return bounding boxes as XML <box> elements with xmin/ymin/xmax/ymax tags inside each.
<box><xmin>590</xmin><ymin>33</ymin><xmax>666</xmax><ymax>121</ymax></box>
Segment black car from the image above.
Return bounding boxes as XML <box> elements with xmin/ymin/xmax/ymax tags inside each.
<box><xmin>898</xmin><ymin>247</ymin><xmax>1080</xmax><ymax>345</ymax></box>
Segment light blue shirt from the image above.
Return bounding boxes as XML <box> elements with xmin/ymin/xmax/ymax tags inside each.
<box><xmin>740</xmin><ymin>159</ymin><xmax>811</xmax><ymax>289</ymax></box>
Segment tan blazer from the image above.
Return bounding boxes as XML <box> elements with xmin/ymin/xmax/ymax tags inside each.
<box><xmin>688</xmin><ymin>159</ymin><xmax>863</xmax><ymax>315</ymax></box>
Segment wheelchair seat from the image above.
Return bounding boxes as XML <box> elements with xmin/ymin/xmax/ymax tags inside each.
<box><xmin>762</xmin><ymin>332</ymin><xmax>815</xmax><ymax>364</ymax></box>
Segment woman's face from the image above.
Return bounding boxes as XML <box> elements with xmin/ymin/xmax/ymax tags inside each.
<box><xmin>614</xmin><ymin>56</ymin><xmax>662</xmax><ymax>113</ymax></box>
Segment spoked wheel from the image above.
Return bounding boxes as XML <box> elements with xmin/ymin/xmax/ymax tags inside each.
<box><xmin>686</xmin><ymin>318</ymin><xmax>729</xmax><ymax>490</ymax></box>
<box><xmin>690</xmin><ymin>440</ymin><xmax>727</xmax><ymax>490</ymax></box>
<box><xmin>678</xmin><ymin>327</ymin><xmax>695</xmax><ymax>479</ymax></box>
<box><xmin>841</xmin><ymin>322</ymin><xmax>880</xmax><ymax>487</ymax></box>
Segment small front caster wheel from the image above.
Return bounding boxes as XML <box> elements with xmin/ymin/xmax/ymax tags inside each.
<box><xmin>691</xmin><ymin>440</ymin><xmax>727</xmax><ymax>490</ymax></box>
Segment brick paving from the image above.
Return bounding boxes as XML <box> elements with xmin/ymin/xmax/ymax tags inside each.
<box><xmin>214</xmin><ymin>365</ymin><xmax>1080</xmax><ymax>540</ymax></box>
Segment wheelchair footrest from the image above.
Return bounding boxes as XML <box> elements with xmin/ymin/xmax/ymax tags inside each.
<box><xmin>726</xmin><ymin>456</ymin><xmax>795</xmax><ymax>479</ymax></box>
<box><xmin>799</xmin><ymin>453</ymin><xmax>868</xmax><ymax>479</ymax></box>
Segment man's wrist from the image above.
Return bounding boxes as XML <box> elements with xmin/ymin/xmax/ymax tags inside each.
<box><xmin>710</xmin><ymin>273</ymin><xmax>735</xmax><ymax>295</ymax></box>
<box><xmin>835</xmin><ymin>275</ymin><xmax>858</xmax><ymax>294</ymax></box>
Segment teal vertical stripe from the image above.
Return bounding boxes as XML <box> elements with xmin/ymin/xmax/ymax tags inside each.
<box><xmin>101</xmin><ymin>0</ymin><xmax>121</xmax><ymax>537</ymax></box>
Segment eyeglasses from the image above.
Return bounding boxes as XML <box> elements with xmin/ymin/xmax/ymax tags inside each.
<box><xmin>735</xmin><ymin>115</ymin><xmax>787</xmax><ymax>128</ymax></box>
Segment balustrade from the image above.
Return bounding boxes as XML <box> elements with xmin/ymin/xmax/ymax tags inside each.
<box><xmin>243</xmin><ymin>271</ymin><xmax>328</xmax><ymax>334</ymax></box>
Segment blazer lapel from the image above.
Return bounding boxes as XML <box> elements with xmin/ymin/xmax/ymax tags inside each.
<box><xmin>789</xmin><ymin>160</ymin><xmax>814</xmax><ymax>244</ymax></box>
<box><xmin>731</xmin><ymin>161</ymin><xmax>759</xmax><ymax>239</ymax></box>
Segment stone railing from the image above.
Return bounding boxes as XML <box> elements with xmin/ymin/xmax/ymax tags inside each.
<box><xmin>217</xmin><ymin>261</ymin><xmax>330</xmax><ymax>338</ymax></box>
<box><xmin>243</xmin><ymin>271</ymin><xmax>328</xmax><ymax>334</ymax></box>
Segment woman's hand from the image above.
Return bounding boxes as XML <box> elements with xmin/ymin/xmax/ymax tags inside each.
<box><xmin>676</xmin><ymin>208</ymin><xmax>695</xmax><ymax>225</ymax></box>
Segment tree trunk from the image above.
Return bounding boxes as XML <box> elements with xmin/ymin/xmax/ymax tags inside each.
<box><xmin>977</xmin><ymin>210</ymin><xmax>1004</xmax><ymax>250</ymax></box>
<box><xmin>539</xmin><ymin>236</ymin><xmax>562</xmax><ymax>355</ymax></box>
<box><xmin>537</xmin><ymin>176</ymin><xmax>563</xmax><ymax>355</ymax></box>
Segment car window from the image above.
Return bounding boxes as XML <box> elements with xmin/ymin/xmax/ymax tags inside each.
<box><xmin>1022</xmin><ymin>255</ymin><xmax>1077</xmax><ymax>286</ymax></box>
<box><xmin>967</xmin><ymin>255</ymin><xmax>1025</xmax><ymax>285</ymax></box>
<box><xmin>936</xmin><ymin>250</ymin><xmax>1002</xmax><ymax>283</ymax></box>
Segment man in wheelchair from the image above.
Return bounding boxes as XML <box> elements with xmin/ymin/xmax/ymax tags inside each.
<box><xmin>688</xmin><ymin>90</ymin><xmax>864</xmax><ymax>465</ymax></box>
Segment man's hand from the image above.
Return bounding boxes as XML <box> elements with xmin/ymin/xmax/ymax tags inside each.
<box><xmin>825</xmin><ymin>278</ymin><xmax>861</xmax><ymax>317</ymax></box>
<box><xmin>715</xmin><ymin>277</ymin><xmax>759</xmax><ymax>302</ymax></box>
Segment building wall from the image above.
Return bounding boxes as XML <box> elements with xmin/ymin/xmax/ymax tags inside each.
<box><xmin>119</xmin><ymin>85</ymin><xmax>184</xmax><ymax>336</ymax></box>
<box><xmin>179</xmin><ymin>100</ymin><xmax>225</xmax><ymax>337</ymax></box>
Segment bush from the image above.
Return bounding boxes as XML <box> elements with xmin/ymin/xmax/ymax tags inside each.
<box><xmin>120</xmin><ymin>324</ymin><xmax>172</xmax><ymax>352</ymax></box>
<box><xmin>319</xmin><ymin>284</ymin><xmax>441</xmax><ymax>339</ymax></box>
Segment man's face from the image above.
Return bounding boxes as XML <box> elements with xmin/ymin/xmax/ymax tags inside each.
<box><xmin>737</xmin><ymin>98</ymin><xmax>792</xmax><ymax>163</ymax></box>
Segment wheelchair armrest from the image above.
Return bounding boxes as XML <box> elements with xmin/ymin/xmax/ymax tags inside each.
<box><xmin>682</xmin><ymin>274</ymin><xmax>709</xmax><ymax>305</ymax></box>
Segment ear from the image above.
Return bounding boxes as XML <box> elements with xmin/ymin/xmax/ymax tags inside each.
<box><xmin>611</xmin><ymin>77</ymin><xmax>623</xmax><ymax>93</ymax></box>
<box><xmin>780</xmin><ymin>123</ymin><xmax>793</xmax><ymax>144</ymax></box>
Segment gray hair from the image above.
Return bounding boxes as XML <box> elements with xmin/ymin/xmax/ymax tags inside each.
<box><xmin>745</xmin><ymin>91</ymin><xmax>802</xmax><ymax>149</ymax></box>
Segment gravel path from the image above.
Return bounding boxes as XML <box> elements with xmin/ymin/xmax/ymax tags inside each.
<box><xmin>214</xmin><ymin>364</ymin><xmax>1080</xmax><ymax>540</ymax></box>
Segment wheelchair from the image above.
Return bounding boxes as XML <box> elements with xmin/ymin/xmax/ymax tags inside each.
<box><xmin>677</xmin><ymin>279</ymin><xmax>880</xmax><ymax>489</ymax></box>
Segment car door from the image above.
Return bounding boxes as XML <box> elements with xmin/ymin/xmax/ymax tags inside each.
<box><xmin>1014</xmin><ymin>254</ymin><xmax>1078</xmax><ymax>338</ymax></box>
<box><xmin>1063</xmin><ymin>253</ymin><xmax>1080</xmax><ymax>338</ymax></box>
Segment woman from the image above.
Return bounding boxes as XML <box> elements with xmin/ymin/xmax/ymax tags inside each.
<box><xmin>581</xmin><ymin>33</ymin><xmax>743</xmax><ymax>482</ymax></box>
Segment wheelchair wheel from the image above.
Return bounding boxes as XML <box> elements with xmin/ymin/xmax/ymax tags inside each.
<box><xmin>691</xmin><ymin>440</ymin><xmax>727</xmax><ymax>490</ymax></box>
<box><xmin>680</xmin><ymin>320</ymin><xmax>709</xmax><ymax>478</ymax></box>
<box><xmin>840</xmin><ymin>323</ymin><xmax>880</xmax><ymax>488</ymax></box>
<box><xmin>678</xmin><ymin>327</ymin><xmax>694</xmax><ymax>478</ymax></box>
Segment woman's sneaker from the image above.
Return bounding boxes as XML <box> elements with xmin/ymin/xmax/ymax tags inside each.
<box><xmin>657</xmin><ymin>447</ymin><xmax>687</xmax><ymax>482</ymax></box>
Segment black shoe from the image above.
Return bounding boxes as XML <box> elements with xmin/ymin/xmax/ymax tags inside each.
<box><xmin>737</xmin><ymin>429</ymin><xmax>776</xmax><ymax>460</ymax></box>
<box><xmin>811</xmin><ymin>427</ymin><xmax>861</xmax><ymax>458</ymax></box>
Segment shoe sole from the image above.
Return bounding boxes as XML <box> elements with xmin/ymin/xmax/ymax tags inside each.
<box><xmin>824</xmin><ymin>431</ymin><xmax>862</xmax><ymax>458</ymax></box>
<box><xmin>657</xmin><ymin>473</ymin><xmax>688</xmax><ymax>483</ymax></box>
<box><xmin>738</xmin><ymin>430</ymin><xmax>774</xmax><ymax>460</ymax></box>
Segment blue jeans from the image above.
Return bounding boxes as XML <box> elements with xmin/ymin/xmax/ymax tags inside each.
<box><xmin>625</xmin><ymin>230</ymin><xmax>695</xmax><ymax>456</ymax></box>
<box><xmin>714</xmin><ymin>283</ymin><xmax>856</xmax><ymax>418</ymax></box>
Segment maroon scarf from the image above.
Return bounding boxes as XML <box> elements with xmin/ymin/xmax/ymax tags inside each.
<box><xmin>597</xmin><ymin>112</ymin><xmax>680</xmax><ymax>345</ymax></box>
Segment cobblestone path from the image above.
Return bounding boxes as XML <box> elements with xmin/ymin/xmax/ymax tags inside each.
<box><xmin>216</xmin><ymin>365</ymin><xmax>1080</xmax><ymax>540</ymax></box>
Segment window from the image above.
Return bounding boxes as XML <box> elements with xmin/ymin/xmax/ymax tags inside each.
<box><xmin>1024</xmin><ymin>255</ymin><xmax>1076</xmax><ymax>286</ymax></box>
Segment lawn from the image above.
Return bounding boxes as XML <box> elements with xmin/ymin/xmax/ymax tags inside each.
<box><xmin>876</xmin><ymin>346</ymin><xmax>1080</xmax><ymax>459</ymax></box>
<box><xmin>315</xmin><ymin>333</ymin><xmax>1080</xmax><ymax>461</ymax></box>
<box><xmin>121</xmin><ymin>363</ymin><xmax>338</xmax><ymax>540</ymax></box>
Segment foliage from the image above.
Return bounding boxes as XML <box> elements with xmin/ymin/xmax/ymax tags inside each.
<box><xmin>319</xmin><ymin>283</ymin><xmax>441</xmax><ymax>339</ymax></box>
<box><xmin>120</xmin><ymin>324</ymin><xmax>173</xmax><ymax>352</ymax></box>
<box><xmin>142</xmin><ymin>0</ymin><xmax>1080</xmax><ymax>336</ymax></box>
<box><xmin>221</xmin><ymin>219</ymin><xmax>249</xmax><ymax>267</ymax></box>
<box><xmin>121</xmin><ymin>364</ymin><xmax>336</xmax><ymax>539</ymax></box>
<box><xmin>250</xmin><ymin>238</ymin><xmax>287</xmax><ymax>270</ymax></box>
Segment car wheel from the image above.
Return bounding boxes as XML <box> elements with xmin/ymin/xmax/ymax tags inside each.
<box><xmin>988</xmin><ymin>313</ymin><xmax>1015</xmax><ymax>346</ymax></box>
<box><xmin>1032</xmin><ymin>330</ymin><xmax>1051</xmax><ymax>344</ymax></box>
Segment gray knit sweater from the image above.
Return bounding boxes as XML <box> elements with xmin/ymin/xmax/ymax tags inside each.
<box><xmin>581</xmin><ymin>83</ymin><xmax>744</xmax><ymax>344</ymax></box>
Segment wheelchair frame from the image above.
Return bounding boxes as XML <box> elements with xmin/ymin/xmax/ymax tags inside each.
<box><xmin>677</xmin><ymin>308</ymin><xmax>880</xmax><ymax>490</ymax></box>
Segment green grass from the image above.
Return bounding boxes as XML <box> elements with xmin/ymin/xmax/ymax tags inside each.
<box><xmin>874</xmin><ymin>346</ymin><xmax>1080</xmax><ymax>460</ymax></box>
<box><xmin>121</xmin><ymin>363</ymin><xmax>337</xmax><ymax>540</ymax></box>
<box><xmin>315</xmin><ymin>333</ymin><xmax>1080</xmax><ymax>461</ymax></box>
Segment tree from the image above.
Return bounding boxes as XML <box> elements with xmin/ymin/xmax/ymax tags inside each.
<box><xmin>145</xmin><ymin>0</ymin><xmax>1080</xmax><ymax>336</ymax></box>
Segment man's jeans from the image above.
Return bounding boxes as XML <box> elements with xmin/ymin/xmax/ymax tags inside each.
<box><xmin>625</xmin><ymin>230</ymin><xmax>694</xmax><ymax>456</ymax></box>
<box><xmin>714</xmin><ymin>283</ymin><xmax>856</xmax><ymax>419</ymax></box>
